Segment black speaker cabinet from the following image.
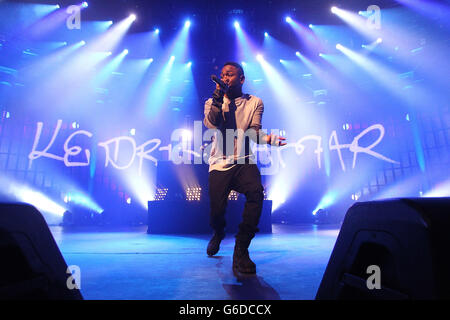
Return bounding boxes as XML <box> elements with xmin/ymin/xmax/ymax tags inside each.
<box><xmin>0</xmin><ymin>203</ymin><xmax>83</xmax><ymax>300</ymax></box>
<box><xmin>316</xmin><ymin>197</ymin><xmax>450</xmax><ymax>300</ymax></box>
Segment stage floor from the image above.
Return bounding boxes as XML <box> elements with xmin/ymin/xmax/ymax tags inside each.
<box><xmin>50</xmin><ymin>223</ymin><xmax>340</xmax><ymax>300</ymax></box>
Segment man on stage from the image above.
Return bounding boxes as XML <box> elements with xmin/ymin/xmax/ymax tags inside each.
<box><xmin>203</xmin><ymin>62</ymin><xmax>286</xmax><ymax>274</ymax></box>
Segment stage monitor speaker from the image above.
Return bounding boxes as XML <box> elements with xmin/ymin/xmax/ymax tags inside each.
<box><xmin>0</xmin><ymin>203</ymin><xmax>83</xmax><ymax>300</ymax></box>
<box><xmin>316</xmin><ymin>197</ymin><xmax>450</xmax><ymax>300</ymax></box>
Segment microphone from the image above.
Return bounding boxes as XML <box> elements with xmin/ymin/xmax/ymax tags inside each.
<box><xmin>211</xmin><ymin>74</ymin><xmax>228</xmax><ymax>91</ymax></box>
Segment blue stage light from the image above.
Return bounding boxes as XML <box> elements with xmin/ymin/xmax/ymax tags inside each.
<box><xmin>331</xmin><ymin>6</ymin><xmax>338</xmax><ymax>14</ymax></box>
<box><xmin>184</xmin><ymin>20</ymin><xmax>191</xmax><ymax>28</ymax></box>
<box><xmin>295</xmin><ymin>51</ymin><xmax>301</xmax><ymax>57</ymax></box>
<box><xmin>234</xmin><ymin>21</ymin><xmax>240</xmax><ymax>29</ymax></box>
<box><xmin>123</xmin><ymin>49</ymin><xmax>129</xmax><ymax>55</ymax></box>
<box><xmin>256</xmin><ymin>54</ymin><xmax>263</xmax><ymax>61</ymax></box>
<box><xmin>285</xmin><ymin>16</ymin><xmax>292</xmax><ymax>23</ymax></box>
<box><xmin>309</xmin><ymin>24</ymin><xmax>313</xmax><ymax>28</ymax></box>
<box><xmin>129</xmin><ymin>14</ymin><xmax>137</xmax><ymax>21</ymax></box>
<box><xmin>155</xmin><ymin>28</ymin><xmax>160</xmax><ymax>34</ymax></box>
<box><xmin>187</xmin><ymin>61</ymin><xmax>192</xmax><ymax>67</ymax></box>
<box><xmin>82</xmin><ymin>2</ymin><xmax>88</xmax><ymax>8</ymax></box>
<box><xmin>264</xmin><ymin>32</ymin><xmax>269</xmax><ymax>37</ymax></box>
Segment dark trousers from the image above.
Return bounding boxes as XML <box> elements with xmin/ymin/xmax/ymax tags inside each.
<box><xmin>208</xmin><ymin>164</ymin><xmax>264</xmax><ymax>244</ymax></box>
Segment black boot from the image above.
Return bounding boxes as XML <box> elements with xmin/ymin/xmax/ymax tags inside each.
<box><xmin>233</xmin><ymin>242</ymin><xmax>256</xmax><ymax>274</ymax></box>
<box><xmin>207</xmin><ymin>231</ymin><xmax>225</xmax><ymax>256</ymax></box>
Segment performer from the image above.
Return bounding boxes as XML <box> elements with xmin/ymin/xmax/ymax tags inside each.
<box><xmin>203</xmin><ymin>62</ymin><xmax>286</xmax><ymax>274</ymax></box>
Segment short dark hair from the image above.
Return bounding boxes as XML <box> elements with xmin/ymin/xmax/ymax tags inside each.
<box><xmin>223</xmin><ymin>61</ymin><xmax>244</xmax><ymax>77</ymax></box>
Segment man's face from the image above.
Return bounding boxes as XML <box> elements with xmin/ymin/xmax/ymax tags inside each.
<box><xmin>220</xmin><ymin>65</ymin><xmax>244</xmax><ymax>90</ymax></box>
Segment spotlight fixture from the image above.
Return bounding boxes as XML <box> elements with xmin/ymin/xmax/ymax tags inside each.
<box><xmin>155</xmin><ymin>188</ymin><xmax>168</xmax><ymax>201</ymax></box>
<box><xmin>336</xmin><ymin>43</ymin><xmax>343</xmax><ymax>50</ymax></box>
<box><xmin>309</xmin><ymin>24</ymin><xmax>313</xmax><ymax>28</ymax></box>
<box><xmin>264</xmin><ymin>32</ymin><xmax>269</xmax><ymax>37</ymax></box>
<box><xmin>184</xmin><ymin>20</ymin><xmax>191</xmax><ymax>28</ymax></box>
<box><xmin>285</xmin><ymin>16</ymin><xmax>292</xmax><ymax>23</ymax></box>
<box><xmin>186</xmin><ymin>187</ymin><xmax>201</xmax><ymax>201</ymax></box>
<box><xmin>331</xmin><ymin>6</ymin><xmax>338</xmax><ymax>14</ymax></box>
<box><xmin>295</xmin><ymin>51</ymin><xmax>301</xmax><ymax>57</ymax></box>
<box><xmin>234</xmin><ymin>21</ymin><xmax>240</xmax><ymax>28</ymax></box>
<box><xmin>256</xmin><ymin>54</ymin><xmax>263</xmax><ymax>61</ymax></box>
<box><xmin>129</xmin><ymin>13</ymin><xmax>137</xmax><ymax>21</ymax></box>
<box><xmin>123</xmin><ymin>49</ymin><xmax>129</xmax><ymax>55</ymax></box>
<box><xmin>155</xmin><ymin>28</ymin><xmax>160</xmax><ymax>34</ymax></box>
<box><xmin>376</xmin><ymin>37</ymin><xmax>383</xmax><ymax>43</ymax></box>
<box><xmin>187</xmin><ymin>61</ymin><xmax>192</xmax><ymax>67</ymax></box>
<box><xmin>81</xmin><ymin>2</ymin><xmax>88</xmax><ymax>8</ymax></box>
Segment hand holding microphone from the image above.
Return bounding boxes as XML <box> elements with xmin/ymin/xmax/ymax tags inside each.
<box><xmin>211</xmin><ymin>75</ymin><xmax>228</xmax><ymax>109</ymax></box>
<box><xmin>211</xmin><ymin>74</ymin><xmax>228</xmax><ymax>91</ymax></box>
